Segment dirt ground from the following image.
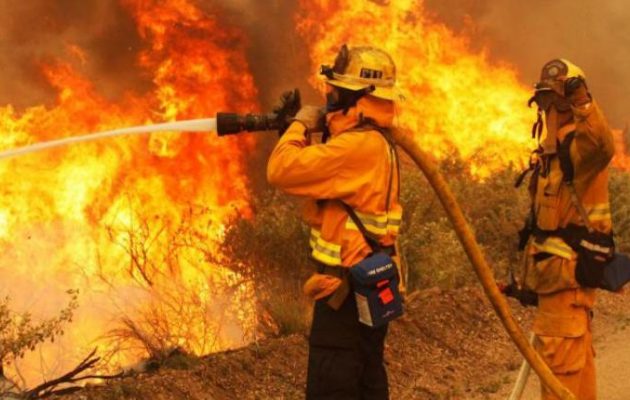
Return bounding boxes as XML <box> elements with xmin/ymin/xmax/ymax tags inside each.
<box><xmin>489</xmin><ymin>289</ymin><xmax>630</xmax><ymax>400</ymax></box>
<box><xmin>54</xmin><ymin>287</ymin><xmax>630</xmax><ymax>400</ymax></box>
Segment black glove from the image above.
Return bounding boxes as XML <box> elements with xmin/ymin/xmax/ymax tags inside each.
<box><xmin>564</xmin><ymin>76</ymin><xmax>591</xmax><ymax>106</ymax></box>
<box><xmin>502</xmin><ymin>282</ymin><xmax>539</xmax><ymax>307</ymax></box>
<box><xmin>273</xmin><ymin>89</ymin><xmax>302</xmax><ymax>136</ymax></box>
<box><xmin>564</xmin><ymin>76</ymin><xmax>586</xmax><ymax>97</ymax></box>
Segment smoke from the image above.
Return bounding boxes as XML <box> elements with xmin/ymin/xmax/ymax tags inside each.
<box><xmin>0</xmin><ymin>0</ymin><xmax>147</xmax><ymax>108</ymax></box>
<box><xmin>425</xmin><ymin>0</ymin><xmax>630</xmax><ymax>127</ymax></box>
<box><xmin>0</xmin><ymin>0</ymin><xmax>317</xmax><ymax>112</ymax></box>
<box><xmin>212</xmin><ymin>0</ymin><xmax>318</xmax><ymax>109</ymax></box>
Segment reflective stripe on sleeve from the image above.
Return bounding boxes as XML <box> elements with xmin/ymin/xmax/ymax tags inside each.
<box><xmin>387</xmin><ymin>209</ymin><xmax>403</xmax><ymax>234</ymax></box>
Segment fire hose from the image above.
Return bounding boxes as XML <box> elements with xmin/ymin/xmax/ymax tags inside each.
<box><xmin>0</xmin><ymin>90</ymin><xmax>575</xmax><ymax>399</ymax></box>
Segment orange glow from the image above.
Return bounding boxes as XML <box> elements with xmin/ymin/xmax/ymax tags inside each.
<box><xmin>296</xmin><ymin>0</ymin><xmax>535</xmax><ymax>178</ymax></box>
<box><xmin>1</xmin><ymin>0</ymin><xmax>256</xmax><ymax>384</ymax></box>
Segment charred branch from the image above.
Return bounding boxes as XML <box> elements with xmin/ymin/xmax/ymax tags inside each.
<box><xmin>22</xmin><ymin>349</ymin><xmax>122</xmax><ymax>399</ymax></box>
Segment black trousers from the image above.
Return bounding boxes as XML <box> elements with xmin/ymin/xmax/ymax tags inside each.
<box><xmin>306</xmin><ymin>292</ymin><xmax>389</xmax><ymax>400</ymax></box>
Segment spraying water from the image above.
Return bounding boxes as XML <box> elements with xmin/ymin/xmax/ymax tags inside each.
<box><xmin>0</xmin><ymin>118</ymin><xmax>218</xmax><ymax>160</ymax></box>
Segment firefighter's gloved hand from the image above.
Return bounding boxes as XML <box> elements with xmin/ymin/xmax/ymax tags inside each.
<box><xmin>293</xmin><ymin>106</ymin><xmax>325</xmax><ymax>133</ymax></box>
<box><xmin>564</xmin><ymin>76</ymin><xmax>591</xmax><ymax>107</ymax></box>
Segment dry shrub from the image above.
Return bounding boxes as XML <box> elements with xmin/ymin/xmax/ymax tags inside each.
<box><xmin>104</xmin><ymin>277</ymin><xmax>252</xmax><ymax>365</ymax></box>
<box><xmin>610</xmin><ymin>169</ymin><xmax>630</xmax><ymax>252</ymax></box>
<box><xmin>402</xmin><ymin>218</ymin><xmax>474</xmax><ymax>289</ymax></box>
<box><xmin>221</xmin><ymin>189</ymin><xmax>313</xmax><ymax>335</ymax></box>
<box><xmin>400</xmin><ymin>153</ymin><xmax>529</xmax><ymax>291</ymax></box>
<box><xmin>100</xmin><ymin>203</ymin><xmax>256</xmax><ymax>364</ymax></box>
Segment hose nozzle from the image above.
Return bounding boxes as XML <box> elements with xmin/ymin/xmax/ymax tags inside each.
<box><xmin>216</xmin><ymin>113</ymin><xmax>278</xmax><ymax>136</ymax></box>
<box><xmin>216</xmin><ymin>89</ymin><xmax>302</xmax><ymax>136</ymax></box>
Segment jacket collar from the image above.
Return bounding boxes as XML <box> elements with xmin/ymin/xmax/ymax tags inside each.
<box><xmin>326</xmin><ymin>96</ymin><xmax>395</xmax><ymax>137</ymax></box>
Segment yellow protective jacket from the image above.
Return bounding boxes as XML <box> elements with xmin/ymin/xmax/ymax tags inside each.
<box><xmin>523</xmin><ymin>100</ymin><xmax>615</xmax><ymax>294</ymax></box>
<box><xmin>521</xmin><ymin>101</ymin><xmax>614</xmax><ymax>387</ymax></box>
<box><xmin>267</xmin><ymin>96</ymin><xmax>403</xmax><ymax>300</ymax></box>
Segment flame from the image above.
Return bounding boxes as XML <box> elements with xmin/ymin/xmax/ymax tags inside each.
<box><xmin>0</xmin><ymin>0</ymin><xmax>257</xmax><ymax>383</ymax></box>
<box><xmin>296</xmin><ymin>0</ymin><xmax>536</xmax><ymax>177</ymax></box>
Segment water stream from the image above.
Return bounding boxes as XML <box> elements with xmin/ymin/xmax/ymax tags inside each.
<box><xmin>0</xmin><ymin>118</ymin><xmax>218</xmax><ymax>160</ymax></box>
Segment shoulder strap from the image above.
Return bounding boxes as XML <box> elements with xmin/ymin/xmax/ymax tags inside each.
<box><xmin>340</xmin><ymin>201</ymin><xmax>381</xmax><ymax>252</ymax></box>
<box><xmin>558</xmin><ymin>131</ymin><xmax>594</xmax><ymax>233</ymax></box>
<box><xmin>380</xmin><ymin>128</ymin><xmax>401</xmax><ymax>212</ymax></box>
<box><xmin>339</xmin><ymin>120</ymin><xmax>400</xmax><ymax>252</ymax></box>
<box><xmin>355</xmin><ymin>120</ymin><xmax>401</xmax><ymax>211</ymax></box>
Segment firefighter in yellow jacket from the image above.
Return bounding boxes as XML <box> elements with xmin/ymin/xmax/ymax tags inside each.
<box><xmin>267</xmin><ymin>45</ymin><xmax>403</xmax><ymax>399</ymax></box>
<box><xmin>520</xmin><ymin>59</ymin><xmax>615</xmax><ymax>399</ymax></box>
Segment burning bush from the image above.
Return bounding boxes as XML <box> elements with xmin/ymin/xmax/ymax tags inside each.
<box><xmin>99</xmin><ymin>204</ymin><xmax>256</xmax><ymax>365</ymax></box>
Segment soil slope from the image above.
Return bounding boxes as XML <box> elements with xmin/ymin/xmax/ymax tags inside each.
<box><xmin>55</xmin><ymin>287</ymin><xmax>630</xmax><ymax>400</ymax></box>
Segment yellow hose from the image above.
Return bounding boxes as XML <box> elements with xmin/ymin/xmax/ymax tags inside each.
<box><xmin>391</xmin><ymin>128</ymin><xmax>576</xmax><ymax>400</ymax></box>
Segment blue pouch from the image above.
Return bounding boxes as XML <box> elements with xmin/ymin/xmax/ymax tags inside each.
<box><xmin>350</xmin><ymin>252</ymin><xmax>403</xmax><ymax>328</ymax></box>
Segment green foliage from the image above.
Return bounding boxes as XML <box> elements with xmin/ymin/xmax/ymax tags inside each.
<box><xmin>0</xmin><ymin>290</ymin><xmax>78</xmax><ymax>365</ymax></box>
<box><xmin>401</xmin><ymin>218</ymin><xmax>474</xmax><ymax>289</ymax></box>
<box><xmin>399</xmin><ymin>160</ymin><xmax>529</xmax><ymax>291</ymax></box>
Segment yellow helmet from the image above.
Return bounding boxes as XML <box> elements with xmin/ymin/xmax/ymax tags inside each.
<box><xmin>536</xmin><ymin>58</ymin><xmax>586</xmax><ymax>96</ymax></box>
<box><xmin>320</xmin><ymin>45</ymin><xmax>396</xmax><ymax>101</ymax></box>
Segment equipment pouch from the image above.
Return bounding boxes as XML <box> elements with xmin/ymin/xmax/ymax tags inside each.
<box><xmin>574</xmin><ymin>231</ymin><xmax>615</xmax><ymax>288</ymax></box>
<box><xmin>535</xmin><ymin>160</ymin><xmax>563</xmax><ymax>231</ymax></box>
<box><xmin>350</xmin><ymin>252</ymin><xmax>403</xmax><ymax>328</ymax></box>
<box><xmin>600</xmin><ymin>253</ymin><xmax>630</xmax><ymax>292</ymax></box>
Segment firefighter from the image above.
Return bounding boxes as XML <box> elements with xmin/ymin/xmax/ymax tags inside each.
<box><xmin>519</xmin><ymin>59</ymin><xmax>615</xmax><ymax>399</ymax></box>
<box><xmin>267</xmin><ymin>45</ymin><xmax>403</xmax><ymax>399</ymax></box>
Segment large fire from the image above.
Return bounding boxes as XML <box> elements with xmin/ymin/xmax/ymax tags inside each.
<box><xmin>1</xmin><ymin>0</ymin><xmax>257</xmax><ymax>384</ymax></box>
<box><xmin>296</xmin><ymin>0</ymin><xmax>536</xmax><ymax>178</ymax></box>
